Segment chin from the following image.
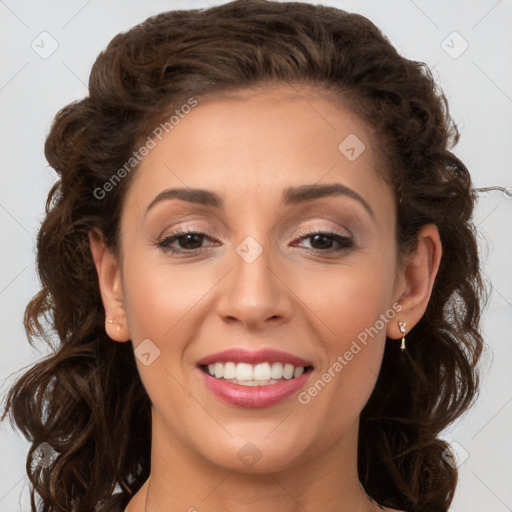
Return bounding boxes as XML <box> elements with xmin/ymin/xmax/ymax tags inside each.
<box><xmin>200</xmin><ymin>435</ymin><xmax>311</xmax><ymax>474</ymax></box>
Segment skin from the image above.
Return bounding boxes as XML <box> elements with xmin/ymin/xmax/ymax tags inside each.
<box><xmin>89</xmin><ymin>84</ymin><xmax>442</xmax><ymax>512</ymax></box>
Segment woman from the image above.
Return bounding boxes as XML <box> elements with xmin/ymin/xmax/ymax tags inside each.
<box><xmin>2</xmin><ymin>1</ymin><xmax>488</xmax><ymax>511</ymax></box>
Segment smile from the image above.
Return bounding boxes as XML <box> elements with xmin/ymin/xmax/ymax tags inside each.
<box><xmin>196</xmin><ymin>347</ymin><xmax>314</xmax><ymax>407</ymax></box>
<box><xmin>201</xmin><ymin>361</ymin><xmax>310</xmax><ymax>385</ymax></box>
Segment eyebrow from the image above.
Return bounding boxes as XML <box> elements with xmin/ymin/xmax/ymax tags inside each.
<box><xmin>282</xmin><ymin>183</ymin><xmax>374</xmax><ymax>219</ymax></box>
<box><xmin>144</xmin><ymin>183</ymin><xmax>374</xmax><ymax>219</ymax></box>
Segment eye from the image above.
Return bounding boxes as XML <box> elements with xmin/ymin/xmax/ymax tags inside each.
<box><xmin>292</xmin><ymin>228</ymin><xmax>354</xmax><ymax>253</ymax></box>
<box><xmin>156</xmin><ymin>227</ymin><xmax>219</xmax><ymax>255</ymax></box>
<box><xmin>156</xmin><ymin>226</ymin><xmax>354</xmax><ymax>256</ymax></box>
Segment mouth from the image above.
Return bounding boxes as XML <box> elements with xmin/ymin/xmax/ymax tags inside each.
<box><xmin>199</xmin><ymin>361</ymin><xmax>314</xmax><ymax>386</ymax></box>
<box><xmin>196</xmin><ymin>347</ymin><xmax>315</xmax><ymax>408</ymax></box>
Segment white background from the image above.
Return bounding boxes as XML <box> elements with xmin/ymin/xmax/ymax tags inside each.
<box><xmin>0</xmin><ymin>1</ymin><xmax>511</xmax><ymax>510</ymax></box>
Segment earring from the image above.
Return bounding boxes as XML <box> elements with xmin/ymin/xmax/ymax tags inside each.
<box><xmin>107</xmin><ymin>318</ymin><xmax>121</xmax><ymax>333</ymax></box>
<box><xmin>398</xmin><ymin>321</ymin><xmax>407</xmax><ymax>351</ymax></box>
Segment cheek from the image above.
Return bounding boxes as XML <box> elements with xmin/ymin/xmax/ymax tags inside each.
<box><xmin>296</xmin><ymin>258</ymin><xmax>394</xmax><ymax>345</ymax></box>
<box><xmin>120</xmin><ymin>256</ymin><xmax>208</xmax><ymax>417</ymax></box>
<box><xmin>291</xmin><ymin>261</ymin><xmax>393</xmax><ymax>419</ymax></box>
<box><xmin>122</xmin><ymin>255</ymin><xmax>208</xmax><ymax>342</ymax></box>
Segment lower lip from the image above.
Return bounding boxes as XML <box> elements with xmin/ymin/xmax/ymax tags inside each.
<box><xmin>197</xmin><ymin>367</ymin><xmax>312</xmax><ymax>408</ymax></box>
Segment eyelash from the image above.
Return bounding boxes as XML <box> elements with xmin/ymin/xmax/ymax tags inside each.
<box><xmin>294</xmin><ymin>227</ymin><xmax>354</xmax><ymax>253</ymax></box>
<box><xmin>156</xmin><ymin>226</ymin><xmax>354</xmax><ymax>255</ymax></box>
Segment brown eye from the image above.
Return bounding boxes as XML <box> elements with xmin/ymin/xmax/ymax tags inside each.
<box><xmin>157</xmin><ymin>229</ymin><xmax>218</xmax><ymax>255</ymax></box>
<box><xmin>308</xmin><ymin>233</ymin><xmax>336</xmax><ymax>250</ymax></box>
<box><xmin>174</xmin><ymin>233</ymin><xmax>204</xmax><ymax>250</ymax></box>
<box><xmin>293</xmin><ymin>229</ymin><xmax>354</xmax><ymax>253</ymax></box>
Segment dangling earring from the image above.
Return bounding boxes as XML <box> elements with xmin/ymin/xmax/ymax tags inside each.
<box><xmin>398</xmin><ymin>321</ymin><xmax>407</xmax><ymax>351</ymax></box>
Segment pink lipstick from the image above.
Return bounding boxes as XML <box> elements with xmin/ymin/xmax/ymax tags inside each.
<box><xmin>196</xmin><ymin>347</ymin><xmax>314</xmax><ymax>408</ymax></box>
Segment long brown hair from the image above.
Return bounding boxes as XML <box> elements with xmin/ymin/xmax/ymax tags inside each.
<box><xmin>2</xmin><ymin>1</ymin><xmax>489</xmax><ymax>511</ymax></box>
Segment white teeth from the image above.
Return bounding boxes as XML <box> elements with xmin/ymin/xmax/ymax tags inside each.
<box><xmin>271</xmin><ymin>362</ymin><xmax>283</xmax><ymax>379</ymax></box>
<box><xmin>253</xmin><ymin>363</ymin><xmax>271</xmax><ymax>380</ymax></box>
<box><xmin>223</xmin><ymin>361</ymin><xmax>236</xmax><ymax>379</ymax></box>
<box><xmin>235</xmin><ymin>363</ymin><xmax>253</xmax><ymax>381</ymax></box>
<box><xmin>283</xmin><ymin>363</ymin><xmax>294</xmax><ymax>380</ymax></box>
<box><xmin>204</xmin><ymin>361</ymin><xmax>307</xmax><ymax>383</ymax></box>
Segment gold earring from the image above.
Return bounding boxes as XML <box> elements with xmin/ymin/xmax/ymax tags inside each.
<box><xmin>398</xmin><ymin>321</ymin><xmax>407</xmax><ymax>351</ymax></box>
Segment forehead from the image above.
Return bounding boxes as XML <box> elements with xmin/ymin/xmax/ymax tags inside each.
<box><xmin>122</xmin><ymin>84</ymin><xmax>393</xmax><ymax>223</ymax></box>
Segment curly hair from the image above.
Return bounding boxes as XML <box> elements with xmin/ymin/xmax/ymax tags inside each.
<box><xmin>2</xmin><ymin>1</ymin><xmax>489</xmax><ymax>511</ymax></box>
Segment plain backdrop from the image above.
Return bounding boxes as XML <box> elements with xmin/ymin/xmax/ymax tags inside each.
<box><xmin>0</xmin><ymin>1</ymin><xmax>511</xmax><ymax>510</ymax></box>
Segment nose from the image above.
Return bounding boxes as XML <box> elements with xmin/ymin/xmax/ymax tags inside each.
<box><xmin>216</xmin><ymin>241</ymin><xmax>294</xmax><ymax>330</ymax></box>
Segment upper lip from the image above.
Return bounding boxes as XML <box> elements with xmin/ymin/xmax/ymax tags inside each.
<box><xmin>197</xmin><ymin>348</ymin><xmax>313</xmax><ymax>367</ymax></box>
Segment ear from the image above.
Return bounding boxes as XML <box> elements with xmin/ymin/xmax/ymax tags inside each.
<box><xmin>387</xmin><ymin>224</ymin><xmax>442</xmax><ymax>340</ymax></box>
<box><xmin>88</xmin><ymin>229</ymin><xmax>130</xmax><ymax>342</ymax></box>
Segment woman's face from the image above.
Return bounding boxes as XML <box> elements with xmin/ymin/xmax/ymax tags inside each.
<box><xmin>108</xmin><ymin>85</ymin><xmax>408</xmax><ymax>473</ymax></box>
